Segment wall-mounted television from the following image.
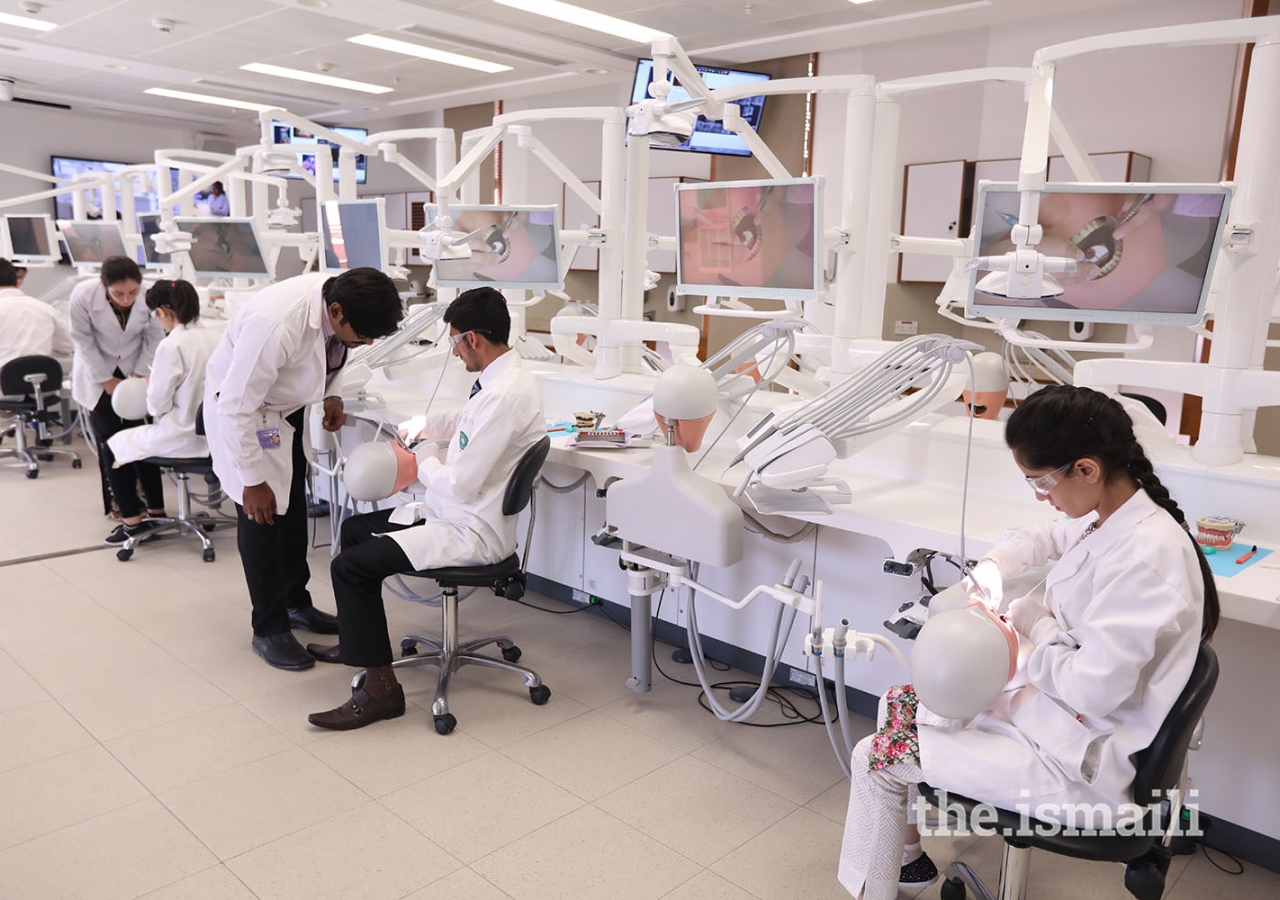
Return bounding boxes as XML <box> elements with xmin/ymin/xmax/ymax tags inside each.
<box><xmin>50</xmin><ymin>157</ymin><xmax>180</xmax><ymax>221</ymax></box>
<box><xmin>630</xmin><ymin>59</ymin><xmax>770</xmax><ymax>157</ymax></box>
<box><xmin>270</xmin><ymin>121</ymin><xmax>368</xmax><ymax>183</ymax></box>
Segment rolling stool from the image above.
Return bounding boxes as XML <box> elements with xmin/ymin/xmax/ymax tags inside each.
<box><xmin>357</xmin><ymin>436</ymin><xmax>552</xmax><ymax>735</ymax></box>
<box><xmin>0</xmin><ymin>356</ymin><xmax>82</xmax><ymax>478</ymax></box>
<box><xmin>922</xmin><ymin>643</ymin><xmax>1218</xmax><ymax>900</ymax></box>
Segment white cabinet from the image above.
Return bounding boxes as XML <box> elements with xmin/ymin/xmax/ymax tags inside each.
<box><xmin>899</xmin><ymin>160</ymin><xmax>966</xmax><ymax>283</ymax></box>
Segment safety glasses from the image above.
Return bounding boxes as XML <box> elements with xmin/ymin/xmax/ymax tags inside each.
<box><xmin>1025</xmin><ymin>461</ymin><xmax>1075</xmax><ymax>495</ymax></box>
<box><xmin>448</xmin><ymin>329</ymin><xmax>491</xmax><ymax>349</ymax></box>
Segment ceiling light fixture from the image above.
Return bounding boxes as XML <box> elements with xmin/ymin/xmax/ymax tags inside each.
<box><xmin>348</xmin><ymin>34</ymin><xmax>512</xmax><ymax>73</ymax></box>
<box><xmin>145</xmin><ymin>87</ymin><xmax>274</xmax><ymax>112</ymax></box>
<box><xmin>0</xmin><ymin>11</ymin><xmax>57</xmax><ymax>31</ymax></box>
<box><xmin>240</xmin><ymin>62</ymin><xmax>392</xmax><ymax>94</ymax></box>
<box><xmin>104</xmin><ymin>63</ymin><xmax>130</xmax><ymax>70</ymax></box>
<box><xmin>492</xmin><ymin>0</ymin><xmax>668</xmax><ymax>44</ymax></box>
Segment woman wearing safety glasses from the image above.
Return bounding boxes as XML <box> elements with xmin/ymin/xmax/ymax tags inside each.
<box><xmin>839</xmin><ymin>384</ymin><xmax>1219</xmax><ymax>899</ymax></box>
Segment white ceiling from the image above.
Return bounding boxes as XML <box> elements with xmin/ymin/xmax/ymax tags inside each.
<box><xmin>0</xmin><ymin>0</ymin><xmax>1154</xmax><ymax>132</ymax></box>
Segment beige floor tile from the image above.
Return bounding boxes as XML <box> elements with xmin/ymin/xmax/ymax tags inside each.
<box><xmin>137</xmin><ymin>865</ymin><xmax>258</xmax><ymax>900</ymax></box>
<box><xmin>597</xmin><ymin>754</ymin><xmax>797</xmax><ymax>867</ymax></box>
<box><xmin>19</xmin><ymin>627</ymin><xmax>182</xmax><ymax>698</ymax></box>
<box><xmin>0</xmin><ymin>699</ymin><xmax>96</xmax><ymax>773</ymax></box>
<box><xmin>0</xmin><ymin>582</ymin><xmax>125</xmax><ymax>663</ymax></box>
<box><xmin>382</xmin><ymin>751</ymin><xmax>584</xmax><ymax>864</ymax></box>
<box><xmin>0</xmin><ymin>744</ymin><xmax>150</xmax><ymax>850</ymax></box>
<box><xmin>404</xmin><ymin>866</ymin><xmax>514</xmax><ymax>900</ymax></box>
<box><xmin>472</xmin><ymin>805</ymin><xmax>702</xmax><ymax>900</ymax></box>
<box><xmin>691</xmin><ymin>716</ymin><xmax>850</xmax><ymax>805</ymax></box>
<box><xmin>1164</xmin><ymin>875</ymin><xmax>1230</xmax><ymax>900</ymax></box>
<box><xmin>711</xmin><ymin>808</ymin><xmax>849</xmax><ymax>900</ymax></box>
<box><xmin>598</xmin><ymin>680</ymin><xmax>737</xmax><ymax>753</ymax></box>
<box><xmin>308</xmin><ymin>711</ymin><xmax>490</xmax><ymax>797</ymax></box>
<box><xmin>0</xmin><ymin>661</ymin><xmax>50</xmax><ymax>712</ymax></box>
<box><xmin>160</xmin><ymin>747</ymin><xmax>369</xmax><ymax>859</ymax></box>
<box><xmin>179</xmin><ymin>632</ymin><xmax>335</xmax><ymax>702</ymax></box>
<box><xmin>0</xmin><ymin>798</ymin><xmax>217</xmax><ymax>900</ymax></box>
<box><xmin>1177</xmin><ymin>847</ymin><xmax>1280</xmax><ymax>900</ymax></box>
<box><xmin>105</xmin><ymin>703</ymin><xmax>295</xmax><ymax>793</ymax></box>
<box><xmin>228</xmin><ymin>801</ymin><xmax>462</xmax><ymax>900</ymax></box>
<box><xmin>502</xmin><ymin>710</ymin><xmax>684</xmax><ymax>801</ymax></box>
<box><xmin>808</xmin><ymin>778</ymin><xmax>854</xmax><ymax>825</ymax></box>
<box><xmin>57</xmin><ymin>659</ymin><xmax>234</xmax><ymax>742</ymax></box>
<box><xmin>530</xmin><ymin>639</ymin><xmax>646</xmax><ymax>709</ymax></box>
<box><xmin>660</xmin><ymin>870</ymin><xmax>759</xmax><ymax>900</ymax></box>
<box><xmin>488</xmin><ymin>605</ymin><xmax>626</xmax><ymax>665</ymax></box>
<box><xmin>242</xmin><ymin>664</ymin><xmax>375</xmax><ymax>745</ymax></box>
<box><xmin>442</xmin><ymin>679</ymin><xmax>591</xmax><ymax>749</ymax></box>
<box><xmin>0</xmin><ymin>559</ymin><xmax>63</xmax><ymax>592</ymax></box>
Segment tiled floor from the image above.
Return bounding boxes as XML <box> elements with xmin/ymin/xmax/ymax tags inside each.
<box><xmin>2</xmin><ymin>444</ymin><xmax>1278</xmax><ymax>899</ymax></box>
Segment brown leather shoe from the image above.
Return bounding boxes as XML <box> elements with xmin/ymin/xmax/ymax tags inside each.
<box><xmin>306</xmin><ymin>642</ymin><xmax>342</xmax><ymax>664</ymax></box>
<box><xmin>308</xmin><ymin>685</ymin><xmax>406</xmax><ymax>731</ymax></box>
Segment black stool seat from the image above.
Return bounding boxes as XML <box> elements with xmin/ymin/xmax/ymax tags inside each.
<box><xmin>412</xmin><ymin>554</ymin><xmax>522</xmax><ymax>588</ymax></box>
<box><xmin>142</xmin><ymin>455</ymin><xmax>213</xmax><ymax>471</ymax></box>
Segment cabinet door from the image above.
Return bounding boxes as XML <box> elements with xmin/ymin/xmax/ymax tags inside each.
<box><xmin>900</xmin><ymin>160</ymin><xmax>966</xmax><ymax>282</ymax></box>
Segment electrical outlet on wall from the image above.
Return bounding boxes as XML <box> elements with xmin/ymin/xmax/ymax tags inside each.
<box><xmin>894</xmin><ymin>320</ymin><xmax>919</xmax><ymax>336</ymax></box>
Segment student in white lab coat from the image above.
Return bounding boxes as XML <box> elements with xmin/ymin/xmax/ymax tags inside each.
<box><xmin>0</xmin><ymin>258</ymin><xmax>73</xmax><ymax>390</ymax></box>
<box><xmin>306</xmin><ymin>287</ymin><xmax>547</xmax><ymax>731</ymax></box>
<box><xmin>838</xmin><ymin>385</ymin><xmax>1220</xmax><ymax>899</ymax></box>
<box><xmin>204</xmin><ymin>269</ymin><xmax>403</xmax><ymax>671</ymax></box>
<box><xmin>69</xmin><ymin>256</ymin><xmax>165</xmax><ymax>517</ymax></box>
<box><xmin>102</xmin><ymin>280</ymin><xmax>221</xmax><ymax>544</ymax></box>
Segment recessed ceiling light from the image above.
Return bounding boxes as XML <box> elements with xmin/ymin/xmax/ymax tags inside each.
<box><xmin>348</xmin><ymin>34</ymin><xmax>513</xmax><ymax>74</ymax></box>
<box><xmin>0</xmin><ymin>11</ymin><xmax>57</xmax><ymax>32</ymax></box>
<box><xmin>492</xmin><ymin>0</ymin><xmax>668</xmax><ymax>44</ymax></box>
<box><xmin>583</xmin><ymin>67</ymin><xmax>609</xmax><ymax>75</ymax></box>
<box><xmin>296</xmin><ymin>0</ymin><xmax>331</xmax><ymax>7</ymax></box>
<box><xmin>104</xmin><ymin>63</ymin><xmax>130</xmax><ymax>70</ymax></box>
<box><xmin>145</xmin><ymin>87</ymin><xmax>274</xmax><ymax>112</ymax></box>
<box><xmin>240</xmin><ymin>62</ymin><xmax>393</xmax><ymax>95</ymax></box>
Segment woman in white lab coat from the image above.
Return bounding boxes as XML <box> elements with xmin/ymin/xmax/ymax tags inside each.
<box><xmin>69</xmin><ymin>256</ymin><xmax>165</xmax><ymax>517</ymax></box>
<box><xmin>103</xmin><ymin>280</ymin><xmax>221</xmax><ymax>545</ymax></box>
<box><xmin>838</xmin><ymin>385</ymin><xmax>1220</xmax><ymax>899</ymax></box>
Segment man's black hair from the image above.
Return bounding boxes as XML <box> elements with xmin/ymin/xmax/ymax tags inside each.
<box><xmin>0</xmin><ymin>258</ymin><xmax>17</xmax><ymax>288</ymax></box>
<box><xmin>321</xmin><ymin>267</ymin><xmax>404</xmax><ymax>339</ymax></box>
<box><xmin>442</xmin><ymin>286</ymin><xmax>511</xmax><ymax>346</ymax></box>
<box><xmin>100</xmin><ymin>256</ymin><xmax>143</xmax><ymax>287</ymax></box>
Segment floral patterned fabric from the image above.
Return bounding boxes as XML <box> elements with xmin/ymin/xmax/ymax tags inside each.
<box><xmin>867</xmin><ymin>684</ymin><xmax>921</xmax><ymax>771</ymax></box>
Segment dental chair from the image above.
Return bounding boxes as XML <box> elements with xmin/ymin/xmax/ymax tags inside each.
<box><xmin>0</xmin><ymin>356</ymin><xmax>82</xmax><ymax>478</ymax></box>
<box><xmin>369</xmin><ymin>435</ymin><xmax>552</xmax><ymax>735</ymax></box>
<box><xmin>116</xmin><ymin>403</ymin><xmax>221</xmax><ymax>563</ymax></box>
<box><xmin>922</xmin><ymin>643</ymin><xmax>1218</xmax><ymax>900</ymax></box>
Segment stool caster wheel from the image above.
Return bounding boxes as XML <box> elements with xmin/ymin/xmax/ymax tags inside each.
<box><xmin>204</xmin><ymin>522</ymin><xmax>217</xmax><ymax>531</ymax></box>
<box><xmin>940</xmin><ymin>876</ymin><xmax>966</xmax><ymax>900</ymax></box>
<box><xmin>434</xmin><ymin>713</ymin><xmax>457</xmax><ymax>735</ymax></box>
<box><xmin>25</xmin><ymin>469</ymin><xmax>37</xmax><ymax>479</ymax></box>
<box><xmin>401</xmin><ymin>640</ymin><xmax>418</xmax><ymax>657</ymax></box>
<box><xmin>72</xmin><ymin>459</ymin><xmax>83</xmax><ymax>469</ymax></box>
<box><xmin>202</xmin><ymin>548</ymin><xmax>216</xmax><ymax>563</ymax></box>
<box><xmin>117</xmin><ymin>547</ymin><xmax>133</xmax><ymax>562</ymax></box>
<box><xmin>501</xmin><ymin>645</ymin><xmax>522</xmax><ymax>663</ymax></box>
<box><xmin>529</xmin><ymin>684</ymin><xmax>551</xmax><ymax>705</ymax></box>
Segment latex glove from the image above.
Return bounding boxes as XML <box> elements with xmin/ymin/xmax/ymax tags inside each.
<box><xmin>1007</xmin><ymin>595</ymin><xmax>1061</xmax><ymax>645</ymax></box>
<box><xmin>961</xmin><ymin>559</ymin><xmax>1003</xmax><ymax>610</ymax></box>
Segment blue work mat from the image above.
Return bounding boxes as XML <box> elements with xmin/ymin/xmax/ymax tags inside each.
<box><xmin>1205</xmin><ymin>542</ymin><xmax>1272</xmax><ymax>577</ymax></box>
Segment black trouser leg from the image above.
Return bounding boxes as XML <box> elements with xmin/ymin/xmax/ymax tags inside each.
<box><xmin>89</xmin><ymin>381</ymin><xmax>161</xmax><ymax>516</ymax></box>
<box><xmin>330</xmin><ymin>509</ymin><xmax>420</xmax><ymax>667</ymax></box>
<box><xmin>236</xmin><ymin>409</ymin><xmax>314</xmax><ymax>637</ymax></box>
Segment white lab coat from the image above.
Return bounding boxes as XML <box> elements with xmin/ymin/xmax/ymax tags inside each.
<box><xmin>203</xmin><ymin>273</ymin><xmax>337</xmax><ymax>515</ymax></box>
<box><xmin>384</xmin><ymin>350</ymin><xmax>546</xmax><ymax>571</ymax></box>
<box><xmin>68</xmin><ymin>279</ymin><xmax>164</xmax><ymax>409</ymax></box>
<box><xmin>105</xmin><ymin>321</ymin><xmax>223</xmax><ymax>464</ymax></box>
<box><xmin>0</xmin><ymin>288</ymin><xmax>74</xmax><ymax>396</ymax></box>
<box><xmin>917</xmin><ymin>489</ymin><xmax>1203</xmax><ymax>824</ymax></box>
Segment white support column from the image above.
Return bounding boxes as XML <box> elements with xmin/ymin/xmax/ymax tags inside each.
<box><xmin>595</xmin><ymin>113</ymin><xmax>627</xmax><ymax>378</ymax></box>
<box><xmin>831</xmin><ymin>79</ymin><xmax>879</xmax><ymax>375</ymax></box>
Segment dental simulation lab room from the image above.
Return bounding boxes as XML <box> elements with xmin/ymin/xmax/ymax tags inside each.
<box><xmin>3</xmin><ymin>0</ymin><xmax>1280</xmax><ymax>898</ymax></box>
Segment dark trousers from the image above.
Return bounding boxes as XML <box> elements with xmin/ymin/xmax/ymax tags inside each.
<box><xmin>331</xmin><ymin>508</ymin><xmax>420</xmax><ymax>668</ymax></box>
<box><xmin>90</xmin><ymin>382</ymin><xmax>164</xmax><ymax>519</ymax></box>
<box><xmin>235</xmin><ymin>409</ymin><xmax>315</xmax><ymax>636</ymax></box>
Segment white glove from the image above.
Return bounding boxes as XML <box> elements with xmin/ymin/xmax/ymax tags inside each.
<box><xmin>1007</xmin><ymin>595</ymin><xmax>1060</xmax><ymax>645</ymax></box>
<box><xmin>961</xmin><ymin>559</ymin><xmax>1003</xmax><ymax>609</ymax></box>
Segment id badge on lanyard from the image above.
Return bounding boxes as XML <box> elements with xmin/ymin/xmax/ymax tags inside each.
<box><xmin>256</xmin><ymin>411</ymin><xmax>282</xmax><ymax>450</ymax></box>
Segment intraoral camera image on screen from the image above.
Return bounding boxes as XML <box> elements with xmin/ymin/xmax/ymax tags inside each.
<box><xmin>631</xmin><ymin>59</ymin><xmax>770</xmax><ymax>157</ymax></box>
<box><xmin>174</xmin><ymin>218</ymin><xmax>270</xmax><ymax>278</ymax></box>
<box><xmin>4</xmin><ymin>215</ymin><xmax>59</xmax><ymax>262</ymax></box>
<box><xmin>431</xmin><ymin>206</ymin><xmax>562</xmax><ymax>290</ymax></box>
<box><xmin>967</xmin><ymin>182</ymin><xmax>1232</xmax><ymax>326</ymax></box>
<box><xmin>320</xmin><ymin>199</ymin><xmax>385</xmax><ymax>274</ymax></box>
<box><xmin>136</xmin><ymin>213</ymin><xmax>171</xmax><ymax>267</ymax></box>
<box><xmin>58</xmin><ymin>221</ymin><xmax>129</xmax><ymax>266</ymax></box>
<box><xmin>676</xmin><ymin>177</ymin><xmax>822</xmax><ymax>301</ymax></box>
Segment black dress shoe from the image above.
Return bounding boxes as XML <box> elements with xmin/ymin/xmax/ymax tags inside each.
<box><xmin>252</xmin><ymin>632</ymin><xmax>315</xmax><ymax>671</ymax></box>
<box><xmin>306</xmin><ymin>642</ymin><xmax>342</xmax><ymax>664</ymax></box>
<box><xmin>308</xmin><ymin>685</ymin><xmax>406</xmax><ymax>731</ymax></box>
<box><xmin>288</xmin><ymin>606</ymin><xmax>340</xmax><ymax>634</ymax></box>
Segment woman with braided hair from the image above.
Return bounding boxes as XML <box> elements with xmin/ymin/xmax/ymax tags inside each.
<box><xmin>839</xmin><ymin>384</ymin><xmax>1217</xmax><ymax>899</ymax></box>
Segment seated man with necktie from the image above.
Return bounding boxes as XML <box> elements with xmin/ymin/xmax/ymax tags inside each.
<box><xmin>307</xmin><ymin>287</ymin><xmax>547</xmax><ymax>730</ymax></box>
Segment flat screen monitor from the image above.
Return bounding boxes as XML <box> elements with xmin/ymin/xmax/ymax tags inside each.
<box><xmin>3</xmin><ymin>214</ymin><xmax>60</xmax><ymax>262</ymax></box>
<box><xmin>269</xmin><ymin>122</ymin><xmax>368</xmax><ymax>183</ymax></box>
<box><xmin>50</xmin><ymin>157</ymin><xmax>180</xmax><ymax>221</ymax></box>
<box><xmin>173</xmin><ymin>217</ymin><xmax>270</xmax><ymax>278</ymax></box>
<box><xmin>428</xmin><ymin>206</ymin><xmax>563</xmax><ymax>290</ymax></box>
<box><xmin>136</xmin><ymin>213</ymin><xmax>171</xmax><ymax>268</ymax></box>
<box><xmin>966</xmin><ymin>182</ymin><xmax>1233</xmax><ymax>326</ymax></box>
<box><xmin>631</xmin><ymin>59</ymin><xmax>770</xmax><ymax>157</ymax></box>
<box><xmin>675</xmin><ymin>177</ymin><xmax>822</xmax><ymax>301</ymax></box>
<box><xmin>57</xmin><ymin>220</ymin><xmax>129</xmax><ymax>267</ymax></box>
<box><xmin>319</xmin><ymin>199</ymin><xmax>385</xmax><ymax>274</ymax></box>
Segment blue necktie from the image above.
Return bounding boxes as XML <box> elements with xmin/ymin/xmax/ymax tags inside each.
<box><xmin>470</xmin><ymin>379</ymin><xmax>482</xmax><ymax>398</ymax></box>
